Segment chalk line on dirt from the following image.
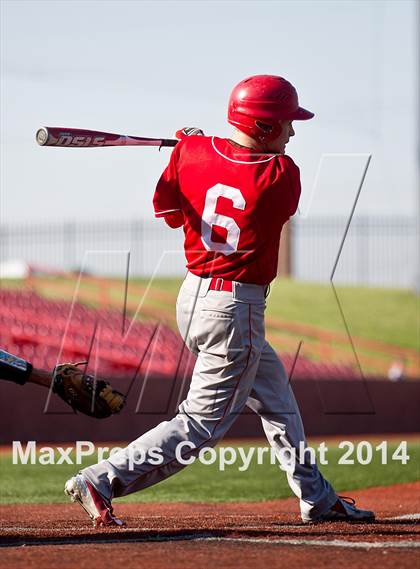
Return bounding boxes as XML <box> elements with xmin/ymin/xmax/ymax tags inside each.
<box><xmin>386</xmin><ymin>513</ymin><xmax>420</xmax><ymax>521</ymax></box>
<box><xmin>201</xmin><ymin>537</ymin><xmax>420</xmax><ymax>549</ymax></box>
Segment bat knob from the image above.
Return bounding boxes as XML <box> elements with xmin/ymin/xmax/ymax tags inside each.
<box><xmin>36</xmin><ymin>127</ymin><xmax>49</xmax><ymax>146</ymax></box>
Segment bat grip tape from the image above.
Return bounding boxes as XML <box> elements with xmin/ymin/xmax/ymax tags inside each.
<box><xmin>0</xmin><ymin>349</ymin><xmax>33</xmax><ymax>386</ymax></box>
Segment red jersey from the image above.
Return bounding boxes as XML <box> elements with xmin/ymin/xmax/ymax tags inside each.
<box><xmin>153</xmin><ymin>136</ymin><xmax>301</xmax><ymax>285</ymax></box>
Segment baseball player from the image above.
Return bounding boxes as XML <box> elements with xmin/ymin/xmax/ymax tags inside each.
<box><xmin>64</xmin><ymin>75</ymin><xmax>375</xmax><ymax>527</ymax></box>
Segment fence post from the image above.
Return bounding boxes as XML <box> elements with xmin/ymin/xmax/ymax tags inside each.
<box><xmin>62</xmin><ymin>222</ymin><xmax>76</xmax><ymax>272</ymax></box>
<box><xmin>130</xmin><ymin>219</ymin><xmax>144</xmax><ymax>277</ymax></box>
<box><xmin>357</xmin><ymin>216</ymin><xmax>369</xmax><ymax>286</ymax></box>
<box><xmin>0</xmin><ymin>225</ymin><xmax>7</xmax><ymax>265</ymax></box>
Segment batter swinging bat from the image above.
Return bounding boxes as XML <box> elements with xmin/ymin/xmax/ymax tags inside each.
<box><xmin>36</xmin><ymin>127</ymin><xmax>178</xmax><ymax>148</ymax></box>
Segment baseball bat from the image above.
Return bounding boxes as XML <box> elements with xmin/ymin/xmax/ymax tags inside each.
<box><xmin>36</xmin><ymin>127</ymin><xmax>178</xmax><ymax>148</ymax></box>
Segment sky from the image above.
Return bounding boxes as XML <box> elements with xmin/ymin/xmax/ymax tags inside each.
<box><xmin>0</xmin><ymin>0</ymin><xmax>418</xmax><ymax>224</ymax></box>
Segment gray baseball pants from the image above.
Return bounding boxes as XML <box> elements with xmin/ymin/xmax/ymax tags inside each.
<box><xmin>82</xmin><ymin>272</ymin><xmax>337</xmax><ymax>521</ymax></box>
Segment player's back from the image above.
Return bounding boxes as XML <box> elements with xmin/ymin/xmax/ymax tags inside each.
<box><xmin>154</xmin><ymin>135</ymin><xmax>301</xmax><ymax>285</ymax></box>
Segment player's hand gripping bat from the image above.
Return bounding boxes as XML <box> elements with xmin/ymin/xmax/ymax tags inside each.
<box><xmin>36</xmin><ymin>127</ymin><xmax>178</xmax><ymax>148</ymax></box>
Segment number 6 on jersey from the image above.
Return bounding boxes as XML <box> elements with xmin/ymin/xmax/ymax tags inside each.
<box><xmin>201</xmin><ymin>184</ymin><xmax>246</xmax><ymax>255</ymax></box>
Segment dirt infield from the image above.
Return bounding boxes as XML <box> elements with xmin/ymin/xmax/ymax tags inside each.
<box><xmin>1</xmin><ymin>482</ymin><xmax>419</xmax><ymax>568</ymax></box>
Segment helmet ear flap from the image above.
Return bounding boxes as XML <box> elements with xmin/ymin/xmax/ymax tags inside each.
<box><xmin>255</xmin><ymin>121</ymin><xmax>273</xmax><ymax>134</ymax></box>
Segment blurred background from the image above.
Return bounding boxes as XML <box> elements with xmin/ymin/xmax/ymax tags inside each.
<box><xmin>0</xmin><ymin>0</ymin><xmax>418</xmax><ymax>442</ymax></box>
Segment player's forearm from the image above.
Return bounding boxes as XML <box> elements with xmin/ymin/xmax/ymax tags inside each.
<box><xmin>28</xmin><ymin>367</ymin><xmax>53</xmax><ymax>388</ymax></box>
<box><xmin>0</xmin><ymin>349</ymin><xmax>51</xmax><ymax>388</ymax></box>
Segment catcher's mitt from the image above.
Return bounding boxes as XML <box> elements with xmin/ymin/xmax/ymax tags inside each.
<box><xmin>52</xmin><ymin>362</ymin><xmax>125</xmax><ymax>419</ymax></box>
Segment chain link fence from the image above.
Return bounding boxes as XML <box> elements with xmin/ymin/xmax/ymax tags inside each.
<box><xmin>1</xmin><ymin>216</ymin><xmax>418</xmax><ymax>289</ymax></box>
<box><xmin>292</xmin><ymin>216</ymin><xmax>419</xmax><ymax>289</ymax></box>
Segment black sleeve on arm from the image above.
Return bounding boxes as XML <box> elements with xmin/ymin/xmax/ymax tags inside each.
<box><xmin>0</xmin><ymin>349</ymin><xmax>33</xmax><ymax>386</ymax></box>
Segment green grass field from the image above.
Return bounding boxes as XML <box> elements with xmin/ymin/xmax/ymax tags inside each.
<box><xmin>1</xmin><ymin>440</ymin><xmax>418</xmax><ymax>505</ymax></box>
<box><xmin>267</xmin><ymin>279</ymin><xmax>419</xmax><ymax>350</ymax></box>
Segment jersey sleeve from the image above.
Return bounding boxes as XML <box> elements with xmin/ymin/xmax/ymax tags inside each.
<box><xmin>278</xmin><ymin>155</ymin><xmax>301</xmax><ymax>217</ymax></box>
<box><xmin>163</xmin><ymin>210</ymin><xmax>184</xmax><ymax>228</ymax></box>
<box><xmin>153</xmin><ymin>143</ymin><xmax>182</xmax><ymax>218</ymax></box>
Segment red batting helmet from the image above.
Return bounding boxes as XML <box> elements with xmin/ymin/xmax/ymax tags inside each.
<box><xmin>227</xmin><ymin>75</ymin><xmax>314</xmax><ymax>141</ymax></box>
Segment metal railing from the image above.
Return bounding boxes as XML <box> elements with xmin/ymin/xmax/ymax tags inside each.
<box><xmin>292</xmin><ymin>216</ymin><xmax>418</xmax><ymax>288</ymax></box>
<box><xmin>1</xmin><ymin>216</ymin><xmax>418</xmax><ymax>289</ymax></box>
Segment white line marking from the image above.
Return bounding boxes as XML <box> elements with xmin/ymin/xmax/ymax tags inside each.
<box><xmin>201</xmin><ymin>537</ymin><xmax>420</xmax><ymax>549</ymax></box>
<box><xmin>386</xmin><ymin>513</ymin><xmax>420</xmax><ymax>521</ymax></box>
<box><xmin>211</xmin><ymin>137</ymin><xmax>276</xmax><ymax>164</ymax></box>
